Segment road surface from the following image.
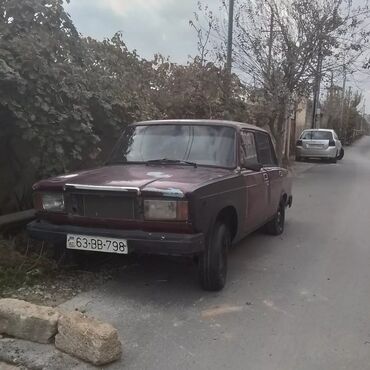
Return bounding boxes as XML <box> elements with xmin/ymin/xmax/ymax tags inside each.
<box><xmin>58</xmin><ymin>136</ymin><xmax>370</xmax><ymax>370</ymax></box>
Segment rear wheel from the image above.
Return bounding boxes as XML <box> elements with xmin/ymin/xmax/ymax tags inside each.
<box><xmin>265</xmin><ymin>203</ymin><xmax>285</xmax><ymax>236</ymax></box>
<box><xmin>337</xmin><ymin>148</ymin><xmax>344</xmax><ymax>160</ymax></box>
<box><xmin>199</xmin><ymin>221</ymin><xmax>230</xmax><ymax>291</ymax></box>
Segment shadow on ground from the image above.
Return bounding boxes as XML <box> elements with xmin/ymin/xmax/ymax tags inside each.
<box><xmin>69</xmin><ymin>220</ymin><xmax>301</xmax><ymax>308</ymax></box>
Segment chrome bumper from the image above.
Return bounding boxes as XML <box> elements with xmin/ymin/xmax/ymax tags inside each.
<box><xmin>296</xmin><ymin>146</ymin><xmax>337</xmax><ymax>158</ymax></box>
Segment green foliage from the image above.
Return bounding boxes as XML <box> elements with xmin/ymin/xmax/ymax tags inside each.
<box><xmin>150</xmin><ymin>56</ymin><xmax>248</xmax><ymax>120</ymax></box>
<box><xmin>0</xmin><ymin>0</ymin><xmax>100</xmax><ymax>212</ymax></box>
<box><xmin>0</xmin><ymin>237</ymin><xmax>54</xmax><ymax>295</ymax></box>
<box><xmin>0</xmin><ymin>0</ymin><xmax>250</xmax><ymax>214</ymax></box>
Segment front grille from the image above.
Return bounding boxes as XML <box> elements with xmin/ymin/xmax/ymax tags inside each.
<box><xmin>67</xmin><ymin>192</ymin><xmax>136</xmax><ymax>220</ymax></box>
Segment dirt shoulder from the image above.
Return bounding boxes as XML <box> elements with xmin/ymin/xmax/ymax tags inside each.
<box><xmin>0</xmin><ymin>235</ymin><xmax>126</xmax><ymax>307</ymax></box>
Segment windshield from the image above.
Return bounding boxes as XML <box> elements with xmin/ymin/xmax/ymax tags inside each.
<box><xmin>109</xmin><ymin>124</ymin><xmax>237</xmax><ymax>168</ymax></box>
<box><xmin>301</xmin><ymin>131</ymin><xmax>333</xmax><ymax>140</ymax></box>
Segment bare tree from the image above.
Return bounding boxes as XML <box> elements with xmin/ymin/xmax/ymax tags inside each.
<box><xmin>189</xmin><ymin>2</ymin><xmax>217</xmax><ymax>65</ymax></box>
<box><xmin>194</xmin><ymin>0</ymin><xmax>370</xmax><ymax>161</ymax></box>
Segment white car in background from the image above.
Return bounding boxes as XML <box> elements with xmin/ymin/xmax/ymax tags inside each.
<box><xmin>296</xmin><ymin>129</ymin><xmax>344</xmax><ymax>163</ymax></box>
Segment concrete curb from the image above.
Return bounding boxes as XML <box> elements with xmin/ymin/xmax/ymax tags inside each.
<box><xmin>0</xmin><ymin>362</ymin><xmax>22</xmax><ymax>370</ymax></box>
<box><xmin>56</xmin><ymin>311</ymin><xmax>122</xmax><ymax>366</ymax></box>
<box><xmin>0</xmin><ymin>338</ymin><xmax>94</xmax><ymax>370</ymax></box>
<box><xmin>0</xmin><ymin>299</ymin><xmax>122</xmax><ymax>367</ymax></box>
<box><xmin>0</xmin><ymin>299</ymin><xmax>59</xmax><ymax>344</ymax></box>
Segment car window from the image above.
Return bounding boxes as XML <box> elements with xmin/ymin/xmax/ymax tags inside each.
<box><xmin>301</xmin><ymin>131</ymin><xmax>333</xmax><ymax>140</ymax></box>
<box><xmin>186</xmin><ymin>126</ymin><xmax>236</xmax><ymax>167</ymax></box>
<box><xmin>255</xmin><ymin>132</ymin><xmax>277</xmax><ymax>166</ymax></box>
<box><xmin>109</xmin><ymin>124</ymin><xmax>237</xmax><ymax>168</ymax></box>
<box><xmin>240</xmin><ymin>131</ymin><xmax>258</xmax><ymax>168</ymax></box>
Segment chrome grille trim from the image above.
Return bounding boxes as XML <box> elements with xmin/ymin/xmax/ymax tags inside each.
<box><xmin>65</xmin><ymin>183</ymin><xmax>140</xmax><ymax>194</ymax></box>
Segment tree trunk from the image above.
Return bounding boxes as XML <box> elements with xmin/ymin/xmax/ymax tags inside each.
<box><xmin>275</xmin><ymin>135</ymin><xmax>284</xmax><ymax>164</ymax></box>
<box><xmin>268</xmin><ymin>100</ymin><xmax>288</xmax><ymax>166</ymax></box>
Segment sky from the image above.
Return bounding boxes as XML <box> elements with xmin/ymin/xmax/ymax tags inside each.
<box><xmin>65</xmin><ymin>0</ymin><xmax>222</xmax><ymax>63</ymax></box>
<box><xmin>65</xmin><ymin>0</ymin><xmax>370</xmax><ymax>113</ymax></box>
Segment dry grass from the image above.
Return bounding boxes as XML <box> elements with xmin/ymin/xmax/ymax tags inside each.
<box><xmin>0</xmin><ymin>236</ymin><xmax>57</xmax><ymax>296</ymax></box>
<box><xmin>0</xmin><ymin>233</ymin><xmax>116</xmax><ymax>306</ymax></box>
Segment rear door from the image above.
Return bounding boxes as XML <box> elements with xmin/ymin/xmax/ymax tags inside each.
<box><xmin>254</xmin><ymin>131</ymin><xmax>282</xmax><ymax>218</ymax></box>
<box><xmin>240</xmin><ymin>130</ymin><xmax>269</xmax><ymax>232</ymax></box>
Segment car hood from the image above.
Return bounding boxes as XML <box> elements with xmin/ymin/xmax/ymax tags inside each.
<box><xmin>33</xmin><ymin>164</ymin><xmax>234</xmax><ymax>197</ymax></box>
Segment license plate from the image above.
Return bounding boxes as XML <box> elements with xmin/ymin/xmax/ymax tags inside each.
<box><xmin>66</xmin><ymin>234</ymin><xmax>128</xmax><ymax>254</ymax></box>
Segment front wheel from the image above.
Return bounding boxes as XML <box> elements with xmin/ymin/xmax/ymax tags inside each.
<box><xmin>199</xmin><ymin>221</ymin><xmax>230</xmax><ymax>291</ymax></box>
<box><xmin>265</xmin><ymin>203</ymin><xmax>285</xmax><ymax>236</ymax></box>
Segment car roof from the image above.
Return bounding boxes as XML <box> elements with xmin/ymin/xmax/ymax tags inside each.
<box><xmin>302</xmin><ymin>128</ymin><xmax>335</xmax><ymax>132</ymax></box>
<box><xmin>131</xmin><ymin>119</ymin><xmax>268</xmax><ymax>133</ymax></box>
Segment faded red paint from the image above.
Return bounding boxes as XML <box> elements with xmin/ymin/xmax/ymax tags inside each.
<box><xmin>33</xmin><ymin>164</ymin><xmax>232</xmax><ymax>196</ymax></box>
<box><xmin>31</xmin><ymin>120</ymin><xmax>292</xmax><ymax>242</ymax></box>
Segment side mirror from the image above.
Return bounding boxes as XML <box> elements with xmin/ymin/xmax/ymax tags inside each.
<box><xmin>241</xmin><ymin>161</ymin><xmax>263</xmax><ymax>172</ymax></box>
<box><xmin>249</xmin><ymin>163</ymin><xmax>263</xmax><ymax>172</ymax></box>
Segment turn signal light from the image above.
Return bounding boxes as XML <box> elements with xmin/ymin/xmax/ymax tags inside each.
<box><xmin>33</xmin><ymin>192</ymin><xmax>43</xmax><ymax>211</ymax></box>
<box><xmin>177</xmin><ymin>201</ymin><xmax>189</xmax><ymax>221</ymax></box>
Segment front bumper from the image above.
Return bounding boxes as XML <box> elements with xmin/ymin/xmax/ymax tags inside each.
<box><xmin>296</xmin><ymin>146</ymin><xmax>337</xmax><ymax>158</ymax></box>
<box><xmin>27</xmin><ymin>220</ymin><xmax>205</xmax><ymax>256</ymax></box>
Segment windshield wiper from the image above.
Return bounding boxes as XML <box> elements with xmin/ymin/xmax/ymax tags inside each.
<box><xmin>146</xmin><ymin>158</ymin><xmax>197</xmax><ymax>168</ymax></box>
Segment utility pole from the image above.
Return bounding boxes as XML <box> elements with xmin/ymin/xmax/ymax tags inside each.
<box><xmin>362</xmin><ymin>99</ymin><xmax>366</xmax><ymax>134</ymax></box>
<box><xmin>226</xmin><ymin>0</ymin><xmax>235</xmax><ymax>76</ymax></box>
<box><xmin>267</xmin><ymin>5</ymin><xmax>274</xmax><ymax>78</ymax></box>
<box><xmin>224</xmin><ymin>0</ymin><xmax>235</xmax><ymax>118</ymax></box>
<box><xmin>311</xmin><ymin>47</ymin><xmax>323</xmax><ymax>129</ymax></box>
<box><xmin>329</xmin><ymin>70</ymin><xmax>334</xmax><ymax>100</ymax></box>
<box><xmin>340</xmin><ymin>64</ymin><xmax>347</xmax><ymax>140</ymax></box>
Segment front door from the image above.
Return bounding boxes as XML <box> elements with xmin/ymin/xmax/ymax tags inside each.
<box><xmin>254</xmin><ymin>131</ymin><xmax>281</xmax><ymax>217</ymax></box>
<box><xmin>240</xmin><ymin>130</ymin><xmax>270</xmax><ymax>232</ymax></box>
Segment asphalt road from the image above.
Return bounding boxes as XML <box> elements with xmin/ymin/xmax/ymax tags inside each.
<box><xmin>60</xmin><ymin>136</ymin><xmax>370</xmax><ymax>370</ymax></box>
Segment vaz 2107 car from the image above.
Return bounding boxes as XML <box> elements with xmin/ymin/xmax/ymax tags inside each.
<box><xmin>28</xmin><ymin>120</ymin><xmax>293</xmax><ymax>291</ymax></box>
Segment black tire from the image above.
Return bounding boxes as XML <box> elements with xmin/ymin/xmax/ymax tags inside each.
<box><xmin>337</xmin><ymin>148</ymin><xmax>344</xmax><ymax>160</ymax></box>
<box><xmin>295</xmin><ymin>155</ymin><xmax>301</xmax><ymax>162</ymax></box>
<box><xmin>265</xmin><ymin>203</ymin><xmax>285</xmax><ymax>236</ymax></box>
<box><xmin>199</xmin><ymin>221</ymin><xmax>230</xmax><ymax>291</ymax></box>
<box><xmin>330</xmin><ymin>156</ymin><xmax>337</xmax><ymax>163</ymax></box>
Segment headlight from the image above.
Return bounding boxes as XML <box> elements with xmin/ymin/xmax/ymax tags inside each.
<box><xmin>37</xmin><ymin>192</ymin><xmax>65</xmax><ymax>212</ymax></box>
<box><xmin>144</xmin><ymin>200</ymin><xmax>188</xmax><ymax>221</ymax></box>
